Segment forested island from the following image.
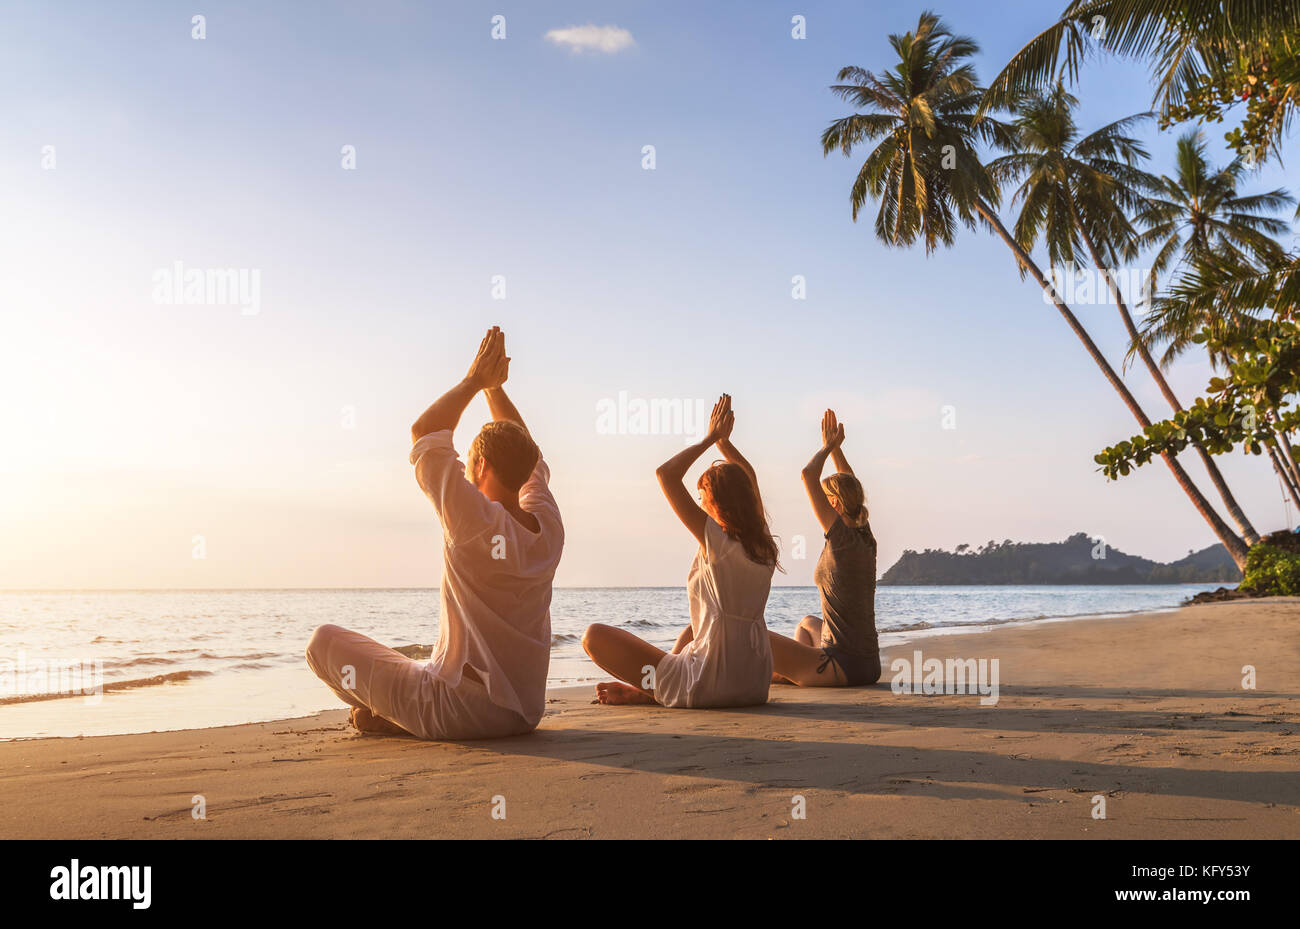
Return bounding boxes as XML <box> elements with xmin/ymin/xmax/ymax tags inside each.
<box><xmin>879</xmin><ymin>532</ymin><xmax>1241</xmax><ymax>586</ymax></box>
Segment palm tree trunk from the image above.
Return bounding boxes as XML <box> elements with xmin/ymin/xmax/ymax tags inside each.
<box><xmin>1070</xmin><ymin>206</ymin><xmax>1261</xmax><ymax>545</ymax></box>
<box><xmin>1263</xmin><ymin>420</ymin><xmax>1300</xmax><ymax>489</ymax></box>
<box><xmin>1267</xmin><ymin>443</ymin><xmax>1300</xmax><ymax>510</ymax></box>
<box><xmin>1277</xmin><ymin>431</ymin><xmax>1300</xmax><ymax>490</ymax></box>
<box><xmin>974</xmin><ymin>199</ymin><xmax>1251</xmax><ymax>569</ymax></box>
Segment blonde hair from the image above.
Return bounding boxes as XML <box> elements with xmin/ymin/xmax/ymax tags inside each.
<box><xmin>821</xmin><ymin>472</ymin><xmax>869</xmax><ymax>527</ymax></box>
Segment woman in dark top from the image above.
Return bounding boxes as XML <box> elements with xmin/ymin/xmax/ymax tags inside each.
<box><xmin>768</xmin><ymin>410</ymin><xmax>881</xmax><ymax>686</ymax></box>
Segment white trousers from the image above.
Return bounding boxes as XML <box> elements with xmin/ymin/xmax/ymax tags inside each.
<box><xmin>305</xmin><ymin>624</ymin><xmax>533</xmax><ymax>740</ymax></box>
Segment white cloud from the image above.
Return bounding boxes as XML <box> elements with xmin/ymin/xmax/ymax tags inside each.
<box><xmin>544</xmin><ymin>24</ymin><xmax>635</xmax><ymax>55</ymax></box>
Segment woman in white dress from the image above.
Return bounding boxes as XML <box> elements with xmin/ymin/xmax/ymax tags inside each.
<box><xmin>582</xmin><ymin>394</ymin><xmax>779</xmax><ymax>707</ymax></box>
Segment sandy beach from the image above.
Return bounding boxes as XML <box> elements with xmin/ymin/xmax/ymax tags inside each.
<box><xmin>1</xmin><ymin>598</ymin><xmax>1296</xmax><ymax>839</ymax></box>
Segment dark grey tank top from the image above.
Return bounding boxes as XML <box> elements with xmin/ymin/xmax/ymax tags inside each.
<box><xmin>812</xmin><ymin>517</ymin><xmax>879</xmax><ymax>659</ymax></box>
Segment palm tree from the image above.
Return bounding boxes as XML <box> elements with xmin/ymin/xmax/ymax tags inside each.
<box><xmin>1136</xmin><ymin>130</ymin><xmax>1295</xmax><ymax>365</ymax></box>
<box><xmin>988</xmin><ymin>84</ymin><xmax>1261</xmax><ymax>543</ymax></box>
<box><xmin>1135</xmin><ymin>134</ymin><xmax>1296</xmax><ymax>517</ymax></box>
<box><xmin>978</xmin><ymin>1</ymin><xmax>1300</xmax><ymax>127</ymax></box>
<box><xmin>821</xmin><ymin>15</ymin><xmax>1001</xmax><ymax>250</ymax></box>
<box><xmin>823</xmin><ymin>11</ymin><xmax>1250</xmax><ymax>567</ymax></box>
<box><xmin>1150</xmin><ymin>247</ymin><xmax>1300</xmax><ymax>506</ymax></box>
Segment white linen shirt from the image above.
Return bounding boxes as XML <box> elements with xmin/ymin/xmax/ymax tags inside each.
<box><xmin>409</xmin><ymin>430</ymin><xmax>564</xmax><ymax>726</ymax></box>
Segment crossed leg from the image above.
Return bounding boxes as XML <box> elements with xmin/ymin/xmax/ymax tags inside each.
<box><xmin>305</xmin><ymin>623</ymin><xmax>421</xmax><ymax>736</ymax></box>
<box><xmin>769</xmin><ymin>614</ymin><xmax>848</xmax><ymax>687</ymax></box>
<box><xmin>581</xmin><ymin>623</ymin><xmax>669</xmax><ymax>705</ymax></box>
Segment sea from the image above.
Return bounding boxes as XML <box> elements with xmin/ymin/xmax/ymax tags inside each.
<box><xmin>0</xmin><ymin>585</ymin><xmax>1224</xmax><ymax>740</ymax></box>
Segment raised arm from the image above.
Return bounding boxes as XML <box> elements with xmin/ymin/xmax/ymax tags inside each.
<box><xmin>713</xmin><ymin>395</ymin><xmax>763</xmax><ymax>511</ymax></box>
<box><xmin>802</xmin><ymin>410</ymin><xmax>846</xmax><ymax>534</ymax></box>
<box><xmin>410</xmin><ymin>327</ymin><xmax>507</xmax><ymax>443</ymax></box>
<box><xmin>479</xmin><ymin>328</ymin><xmax>529</xmax><ymax>432</ymax></box>
<box><xmin>655</xmin><ymin>395</ymin><xmax>731</xmax><ymax>548</ymax></box>
<box><xmin>484</xmin><ymin>387</ymin><xmax>527</xmax><ymax>433</ymax></box>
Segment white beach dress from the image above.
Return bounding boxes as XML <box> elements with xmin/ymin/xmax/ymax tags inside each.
<box><xmin>654</xmin><ymin>517</ymin><xmax>774</xmax><ymax>708</ymax></box>
<box><xmin>305</xmin><ymin>429</ymin><xmax>563</xmax><ymax>740</ymax></box>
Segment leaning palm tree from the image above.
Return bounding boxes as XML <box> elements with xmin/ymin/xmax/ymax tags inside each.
<box><xmin>978</xmin><ymin>1</ymin><xmax>1300</xmax><ymax>129</ymax></box>
<box><xmin>988</xmin><ymin>84</ymin><xmax>1261</xmax><ymax>543</ymax></box>
<box><xmin>1135</xmin><ymin>129</ymin><xmax>1295</xmax><ymax>365</ymax></box>
<box><xmin>823</xmin><ymin>11</ymin><xmax>1250</xmax><ymax>567</ymax></box>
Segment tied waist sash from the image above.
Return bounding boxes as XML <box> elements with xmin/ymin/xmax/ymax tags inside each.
<box><xmin>719</xmin><ymin>610</ymin><xmax>767</xmax><ymax>652</ymax></box>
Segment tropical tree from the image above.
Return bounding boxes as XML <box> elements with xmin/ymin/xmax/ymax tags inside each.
<box><xmin>978</xmin><ymin>1</ymin><xmax>1300</xmax><ymax>162</ymax></box>
<box><xmin>822</xmin><ymin>11</ymin><xmax>1251</xmax><ymax>567</ymax></box>
<box><xmin>988</xmin><ymin>83</ymin><xmax>1261</xmax><ymax>542</ymax></box>
<box><xmin>1118</xmin><ymin>248</ymin><xmax>1300</xmax><ymax>505</ymax></box>
<box><xmin>821</xmin><ymin>15</ymin><xmax>1001</xmax><ymax>250</ymax></box>
<box><xmin>1135</xmin><ymin>129</ymin><xmax>1295</xmax><ymax>365</ymax></box>
<box><xmin>1131</xmin><ymin>132</ymin><xmax>1296</xmax><ymax>509</ymax></box>
<box><xmin>1096</xmin><ymin>313</ymin><xmax>1300</xmax><ymax>488</ymax></box>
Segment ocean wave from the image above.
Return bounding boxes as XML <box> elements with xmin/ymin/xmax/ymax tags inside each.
<box><xmin>879</xmin><ymin>605</ymin><xmax>1164</xmax><ymax>637</ymax></box>
<box><xmin>622</xmin><ymin>619</ymin><xmax>676</xmax><ymax>630</ymax></box>
<box><xmin>195</xmin><ymin>651</ymin><xmax>279</xmax><ymax>661</ymax></box>
<box><xmin>101</xmin><ymin>656</ymin><xmax>174</xmax><ymax>670</ymax></box>
<box><xmin>0</xmin><ymin>669</ymin><xmax>213</xmax><ymax>706</ymax></box>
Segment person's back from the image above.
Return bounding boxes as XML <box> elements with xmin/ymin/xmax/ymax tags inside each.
<box><xmin>412</xmin><ymin>427</ymin><xmax>564</xmax><ymax>728</ymax></box>
<box><xmin>580</xmin><ymin>395</ymin><xmax>780</xmax><ymax>709</ymax></box>
<box><xmin>670</xmin><ymin>516</ymin><xmax>774</xmax><ymax>707</ymax></box>
<box><xmin>306</xmin><ymin>326</ymin><xmax>564</xmax><ymax>739</ymax></box>
<box><xmin>767</xmin><ymin>410</ymin><xmax>882</xmax><ymax>687</ymax></box>
<box><xmin>813</xmin><ymin>518</ymin><xmax>878</xmax><ymax>664</ymax></box>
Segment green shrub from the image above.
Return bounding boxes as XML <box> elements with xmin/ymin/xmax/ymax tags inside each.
<box><xmin>1241</xmin><ymin>542</ymin><xmax>1300</xmax><ymax>595</ymax></box>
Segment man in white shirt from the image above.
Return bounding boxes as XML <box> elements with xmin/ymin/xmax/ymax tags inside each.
<box><xmin>306</xmin><ymin>326</ymin><xmax>564</xmax><ymax>739</ymax></box>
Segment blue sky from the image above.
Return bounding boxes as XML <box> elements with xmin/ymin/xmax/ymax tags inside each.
<box><xmin>2</xmin><ymin>0</ymin><xmax>1295</xmax><ymax>588</ymax></box>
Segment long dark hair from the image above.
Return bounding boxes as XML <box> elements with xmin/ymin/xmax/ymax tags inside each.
<box><xmin>697</xmin><ymin>462</ymin><xmax>781</xmax><ymax>568</ymax></box>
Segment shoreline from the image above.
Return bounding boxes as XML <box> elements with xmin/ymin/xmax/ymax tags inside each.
<box><xmin>2</xmin><ymin>596</ymin><xmax>1209</xmax><ymax>742</ymax></box>
<box><xmin>1</xmin><ymin>597</ymin><xmax>1297</xmax><ymax>838</ymax></box>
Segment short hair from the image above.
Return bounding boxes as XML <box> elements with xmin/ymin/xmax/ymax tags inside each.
<box><xmin>470</xmin><ymin>421</ymin><xmax>539</xmax><ymax>492</ymax></box>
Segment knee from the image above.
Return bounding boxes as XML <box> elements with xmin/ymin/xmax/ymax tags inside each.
<box><xmin>305</xmin><ymin>624</ymin><xmax>342</xmax><ymax>667</ymax></box>
<box><xmin>581</xmin><ymin>623</ymin><xmax>611</xmax><ymax>657</ymax></box>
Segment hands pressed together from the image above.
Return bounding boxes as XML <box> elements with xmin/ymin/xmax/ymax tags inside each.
<box><xmin>821</xmin><ymin>409</ymin><xmax>845</xmax><ymax>451</ymax></box>
<box><xmin>467</xmin><ymin>326</ymin><xmax>510</xmax><ymax>391</ymax></box>
<box><xmin>707</xmin><ymin>393</ymin><xmax>736</xmax><ymax>445</ymax></box>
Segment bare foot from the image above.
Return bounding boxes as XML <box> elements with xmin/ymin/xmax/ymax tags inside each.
<box><xmin>595</xmin><ymin>681</ymin><xmax>657</xmax><ymax>705</ymax></box>
<box><xmin>349</xmin><ymin>706</ymin><xmax>409</xmax><ymax>735</ymax></box>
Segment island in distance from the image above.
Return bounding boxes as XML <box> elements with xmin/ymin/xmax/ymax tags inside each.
<box><xmin>879</xmin><ymin>532</ymin><xmax>1241</xmax><ymax>585</ymax></box>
